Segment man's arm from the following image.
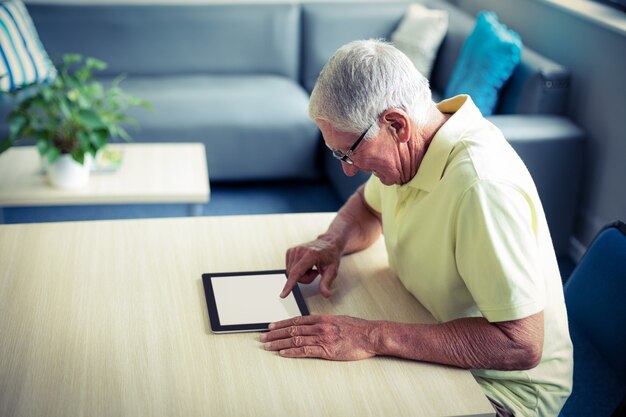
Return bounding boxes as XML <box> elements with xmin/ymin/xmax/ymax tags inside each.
<box><xmin>318</xmin><ymin>184</ymin><xmax>382</xmax><ymax>255</ymax></box>
<box><xmin>261</xmin><ymin>311</ymin><xmax>544</xmax><ymax>371</ymax></box>
<box><xmin>281</xmin><ymin>185</ymin><xmax>382</xmax><ymax>298</ymax></box>
<box><xmin>377</xmin><ymin>311</ymin><xmax>544</xmax><ymax>370</ymax></box>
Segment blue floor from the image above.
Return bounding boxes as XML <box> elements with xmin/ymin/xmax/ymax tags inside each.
<box><xmin>2</xmin><ymin>180</ymin><xmax>344</xmax><ymax>224</ymax></box>
<box><xmin>204</xmin><ymin>181</ymin><xmax>343</xmax><ymax>216</ymax></box>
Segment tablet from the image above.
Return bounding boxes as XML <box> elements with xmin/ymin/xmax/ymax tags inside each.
<box><xmin>202</xmin><ymin>269</ymin><xmax>310</xmax><ymax>333</ymax></box>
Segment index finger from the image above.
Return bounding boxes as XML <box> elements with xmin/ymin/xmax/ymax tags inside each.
<box><xmin>281</xmin><ymin>253</ymin><xmax>317</xmax><ymax>298</ymax></box>
<box><xmin>281</xmin><ymin>268</ymin><xmax>318</xmax><ymax>298</ymax></box>
<box><xmin>280</xmin><ymin>273</ymin><xmax>300</xmax><ymax>299</ymax></box>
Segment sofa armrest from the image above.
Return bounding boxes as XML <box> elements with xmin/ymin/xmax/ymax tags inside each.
<box><xmin>497</xmin><ymin>49</ymin><xmax>571</xmax><ymax>116</ymax></box>
<box><xmin>489</xmin><ymin>115</ymin><xmax>585</xmax><ymax>255</ymax></box>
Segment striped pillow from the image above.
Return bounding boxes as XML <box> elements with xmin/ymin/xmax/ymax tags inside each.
<box><xmin>0</xmin><ymin>0</ymin><xmax>56</xmax><ymax>92</ymax></box>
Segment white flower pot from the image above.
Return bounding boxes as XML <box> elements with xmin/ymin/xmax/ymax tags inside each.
<box><xmin>47</xmin><ymin>154</ymin><xmax>93</xmax><ymax>189</ymax></box>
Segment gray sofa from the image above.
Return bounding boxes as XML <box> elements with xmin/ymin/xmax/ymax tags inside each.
<box><xmin>1</xmin><ymin>0</ymin><xmax>583</xmax><ymax>256</ymax></box>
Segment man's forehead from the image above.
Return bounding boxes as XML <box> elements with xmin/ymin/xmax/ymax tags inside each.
<box><xmin>315</xmin><ymin>119</ymin><xmax>352</xmax><ymax>142</ymax></box>
<box><xmin>315</xmin><ymin>119</ymin><xmax>335</xmax><ymax>133</ymax></box>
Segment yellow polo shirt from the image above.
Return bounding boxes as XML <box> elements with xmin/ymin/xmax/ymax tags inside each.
<box><xmin>364</xmin><ymin>95</ymin><xmax>573</xmax><ymax>416</ymax></box>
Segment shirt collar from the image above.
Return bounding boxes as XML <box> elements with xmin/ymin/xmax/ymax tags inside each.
<box><xmin>403</xmin><ymin>95</ymin><xmax>482</xmax><ymax>192</ymax></box>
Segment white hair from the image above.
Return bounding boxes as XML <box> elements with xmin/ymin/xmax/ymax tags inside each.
<box><xmin>309</xmin><ymin>39</ymin><xmax>432</xmax><ymax>139</ymax></box>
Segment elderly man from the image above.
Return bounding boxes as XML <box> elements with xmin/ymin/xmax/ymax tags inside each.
<box><xmin>259</xmin><ymin>40</ymin><xmax>573</xmax><ymax>417</ymax></box>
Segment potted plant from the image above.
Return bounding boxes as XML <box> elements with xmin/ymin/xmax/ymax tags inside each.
<box><xmin>0</xmin><ymin>54</ymin><xmax>150</xmax><ymax>188</ymax></box>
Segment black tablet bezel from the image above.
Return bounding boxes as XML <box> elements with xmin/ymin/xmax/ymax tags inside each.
<box><xmin>202</xmin><ymin>269</ymin><xmax>310</xmax><ymax>333</ymax></box>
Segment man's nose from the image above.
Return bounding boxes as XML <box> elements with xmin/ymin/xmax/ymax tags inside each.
<box><xmin>342</xmin><ymin>161</ymin><xmax>359</xmax><ymax>177</ymax></box>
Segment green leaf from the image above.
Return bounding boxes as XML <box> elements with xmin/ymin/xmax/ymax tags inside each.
<box><xmin>46</xmin><ymin>147</ymin><xmax>60</xmax><ymax>164</ymax></box>
<box><xmin>63</xmin><ymin>54</ymin><xmax>82</xmax><ymax>66</ymax></box>
<box><xmin>77</xmin><ymin>131</ymin><xmax>91</xmax><ymax>149</ymax></box>
<box><xmin>67</xmin><ymin>89</ymin><xmax>80</xmax><ymax>102</ymax></box>
<box><xmin>86</xmin><ymin>57</ymin><xmax>107</xmax><ymax>71</ymax></box>
<box><xmin>139</xmin><ymin>99</ymin><xmax>153</xmax><ymax>111</ymax></box>
<box><xmin>77</xmin><ymin>95</ymin><xmax>91</xmax><ymax>109</ymax></box>
<box><xmin>111</xmin><ymin>73</ymin><xmax>127</xmax><ymax>87</ymax></box>
<box><xmin>115</xmin><ymin>126</ymin><xmax>132</xmax><ymax>142</ymax></box>
<box><xmin>77</xmin><ymin>109</ymin><xmax>106</xmax><ymax>129</ymax></box>
<box><xmin>37</xmin><ymin>138</ymin><xmax>49</xmax><ymax>155</ymax></box>
<box><xmin>90</xmin><ymin>129</ymin><xmax>109</xmax><ymax>149</ymax></box>
<box><xmin>0</xmin><ymin>137</ymin><xmax>13</xmax><ymax>154</ymax></box>
<box><xmin>36</xmin><ymin>132</ymin><xmax>53</xmax><ymax>142</ymax></box>
<box><xmin>127</xmin><ymin>119</ymin><xmax>139</xmax><ymax>128</ymax></box>
<box><xmin>41</xmin><ymin>86</ymin><xmax>54</xmax><ymax>102</ymax></box>
<box><xmin>84</xmin><ymin>82</ymin><xmax>104</xmax><ymax>99</ymax></box>
<box><xmin>71</xmin><ymin>149</ymin><xmax>85</xmax><ymax>165</ymax></box>
<box><xmin>59</xmin><ymin>97</ymin><xmax>72</xmax><ymax>119</ymax></box>
<box><xmin>8</xmin><ymin>114</ymin><xmax>27</xmax><ymax>139</ymax></box>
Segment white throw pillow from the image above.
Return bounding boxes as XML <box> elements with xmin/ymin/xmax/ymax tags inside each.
<box><xmin>391</xmin><ymin>3</ymin><xmax>448</xmax><ymax>79</ymax></box>
<box><xmin>0</xmin><ymin>0</ymin><xmax>56</xmax><ymax>92</ymax></box>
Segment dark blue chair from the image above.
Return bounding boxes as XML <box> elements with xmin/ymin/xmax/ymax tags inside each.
<box><xmin>560</xmin><ymin>221</ymin><xmax>626</xmax><ymax>417</ymax></box>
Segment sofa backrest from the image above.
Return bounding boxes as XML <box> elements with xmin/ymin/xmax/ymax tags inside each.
<box><xmin>27</xmin><ymin>3</ymin><xmax>301</xmax><ymax>80</ymax></box>
<box><xmin>301</xmin><ymin>2</ymin><xmax>409</xmax><ymax>93</ymax></box>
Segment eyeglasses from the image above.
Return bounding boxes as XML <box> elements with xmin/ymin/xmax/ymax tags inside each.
<box><xmin>327</xmin><ymin>123</ymin><xmax>373</xmax><ymax>165</ymax></box>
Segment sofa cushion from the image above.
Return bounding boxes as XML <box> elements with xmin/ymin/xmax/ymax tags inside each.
<box><xmin>444</xmin><ymin>11</ymin><xmax>522</xmax><ymax>116</ymax></box>
<box><xmin>0</xmin><ymin>0</ymin><xmax>56</xmax><ymax>92</ymax></box>
<box><xmin>118</xmin><ymin>75</ymin><xmax>320</xmax><ymax>181</ymax></box>
<box><xmin>27</xmin><ymin>3</ymin><xmax>300</xmax><ymax>80</ymax></box>
<box><xmin>391</xmin><ymin>3</ymin><xmax>448</xmax><ymax>79</ymax></box>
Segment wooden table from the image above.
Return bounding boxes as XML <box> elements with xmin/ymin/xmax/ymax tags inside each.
<box><xmin>0</xmin><ymin>213</ymin><xmax>494</xmax><ymax>417</ymax></box>
<box><xmin>0</xmin><ymin>143</ymin><xmax>210</xmax><ymax>222</ymax></box>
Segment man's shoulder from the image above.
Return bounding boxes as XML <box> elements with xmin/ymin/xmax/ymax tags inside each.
<box><xmin>444</xmin><ymin>125</ymin><xmax>533</xmax><ymax>192</ymax></box>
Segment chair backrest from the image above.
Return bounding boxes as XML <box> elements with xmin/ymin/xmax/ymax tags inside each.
<box><xmin>564</xmin><ymin>221</ymin><xmax>626</xmax><ymax>380</ymax></box>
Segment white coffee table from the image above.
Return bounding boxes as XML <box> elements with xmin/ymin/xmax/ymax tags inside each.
<box><xmin>0</xmin><ymin>143</ymin><xmax>210</xmax><ymax>223</ymax></box>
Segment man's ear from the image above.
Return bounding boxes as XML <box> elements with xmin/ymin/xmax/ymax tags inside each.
<box><xmin>382</xmin><ymin>109</ymin><xmax>411</xmax><ymax>143</ymax></box>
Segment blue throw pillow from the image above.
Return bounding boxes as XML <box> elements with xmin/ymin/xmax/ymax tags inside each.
<box><xmin>0</xmin><ymin>0</ymin><xmax>56</xmax><ymax>93</ymax></box>
<box><xmin>443</xmin><ymin>11</ymin><xmax>522</xmax><ymax>116</ymax></box>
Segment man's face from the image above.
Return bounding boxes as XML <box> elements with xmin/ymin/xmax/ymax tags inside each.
<box><xmin>317</xmin><ymin>119</ymin><xmax>403</xmax><ymax>186</ymax></box>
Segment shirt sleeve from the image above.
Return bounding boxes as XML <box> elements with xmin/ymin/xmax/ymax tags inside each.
<box><xmin>363</xmin><ymin>174</ymin><xmax>383</xmax><ymax>213</ymax></box>
<box><xmin>455</xmin><ymin>180</ymin><xmax>546</xmax><ymax>323</ymax></box>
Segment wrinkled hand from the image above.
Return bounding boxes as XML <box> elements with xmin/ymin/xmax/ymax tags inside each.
<box><xmin>260</xmin><ymin>315</ymin><xmax>379</xmax><ymax>361</ymax></box>
<box><xmin>282</xmin><ymin>237</ymin><xmax>342</xmax><ymax>298</ymax></box>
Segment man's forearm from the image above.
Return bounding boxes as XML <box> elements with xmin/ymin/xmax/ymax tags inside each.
<box><xmin>321</xmin><ymin>185</ymin><xmax>382</xmax><ymax>255</ymax></box>
<box><xmin>374</xmin><ymin>313</ymin><xmax>544</xmax><ymax>371</ymax></box>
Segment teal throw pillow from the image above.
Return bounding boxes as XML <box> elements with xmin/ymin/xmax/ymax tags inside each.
<box><xmin>443</xmin><ymin>11</ymin><xmax>522</xmax><ymax>116</ymax></box>
<box><xmin>0</xmin><ymin>0</ymin><xmax>56</xmax><ymax>93</ymax></box>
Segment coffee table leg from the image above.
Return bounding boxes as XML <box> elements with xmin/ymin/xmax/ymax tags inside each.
<box><xmin>189</xmin><ymin>204</ymin><xmax>203</xmax><ymax>217</ymax></box>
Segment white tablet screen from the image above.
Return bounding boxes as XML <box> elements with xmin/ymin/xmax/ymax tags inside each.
<box><xmin>211</xmin><ymin>273</ymin><xmax>302</xmax><ymax>325</ymax></box>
